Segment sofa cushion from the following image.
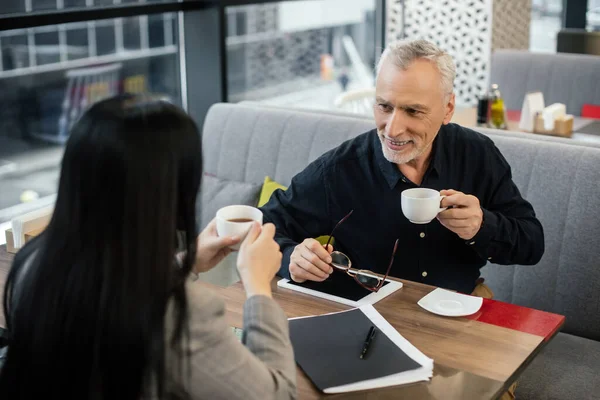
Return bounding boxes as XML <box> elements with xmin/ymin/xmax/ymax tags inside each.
<box><xmin>198</xmin><ymin>174</ymin><xmax>261</xmax><ymax>230</ymax></box>
<box><xmin>258</xmin><ymin>176</ymin><xmax>287</xmax><ymax>208</ymax></box>
<box><xmin>256</xmin><ymin>175</ymin><xmax>332</xmax><ymax>246</ymax></box>
<box><xmin>201</xmin><ymin>103</ymin><xmax>374</xmax><ymax>187</ymax></box>
<box><xmin>517</xmin><ymin>332</ymin><xmax>600</xmax><ymax>400</ymax></box>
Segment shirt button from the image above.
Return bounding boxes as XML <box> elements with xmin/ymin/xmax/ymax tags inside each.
<box><xmin>401</xmin><ymin>177</ymin><xmax>407</xmax><ymax>183</ymax></box>
<box><xmin>488</xmin><ymin>256</ymin><xmax>492</xmax><ymax>260</ymax></box>
<box><xmin>419</xmin><ymin>232</ymin><xmax>425</xmax><ymax>238</ymax></box>
<box><xmin>469</xmin><ymin>241</ymin><xmax>476</xmax><ymax>245</ymax></box>
<box><xmin>422</xmin><ymin>271</ymin><xmax>428</xmax><ymax>277</ymax></box>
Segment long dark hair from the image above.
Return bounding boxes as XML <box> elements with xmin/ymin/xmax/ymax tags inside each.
<box><xmin>0</xmin><ymin>94</ymin><xmax>202</xmax><ymax>399</ymax></box>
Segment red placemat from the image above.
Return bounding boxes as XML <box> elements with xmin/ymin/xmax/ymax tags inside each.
<box><xmin>582</xmin><ymin>104</ymin><xmax>600</xmax><ymax>119</ymax></box>
<box><xmin>466</xmin><ymin>298</ymin><xmax>565</xmax><ymax>341</ymax></box>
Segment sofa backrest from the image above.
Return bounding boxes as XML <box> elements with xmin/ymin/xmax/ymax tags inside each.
<box><xmin>202</xmin><ymin>103</ymin><xmax>600</xmax><ymax>340</ymax></box>
<box><xmin>490</xmin><ymin>50</ymin><xmax>600</xmax><ymax>116</ymax></box>
<box><xmin>202</xmin><ymin>103</ymin><xmax>373</xmax><ymax>187</ymax></box>
<box><xmin>198</xmin><ymin>103</ymin><xmax>374</xmax><ymax>231</ymax></box>
<box><xmin>479</xmin><ymin>132</ymin><xmax>600</xmax><ymax>341</ymax></box>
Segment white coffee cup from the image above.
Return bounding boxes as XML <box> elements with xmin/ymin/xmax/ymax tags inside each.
<box><xmin>216</xmin><ymin>205</ymin><xmax>263</xmax><ymax>250</ymax></box>
<box><xmin>401</xmin><ymin>188</ymin><xmax>447</xmax><ymax>224</ymax></box>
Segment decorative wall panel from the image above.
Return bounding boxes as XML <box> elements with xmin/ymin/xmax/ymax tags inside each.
<box><xmin>387</xmin><ymin>0</ymin><xmax>493</xmax><ymax>106</ymax></box>
<box><xmin>492</xmin><ymin>0</ymin><xmax>531</xmax><ymax>51</ymax></box>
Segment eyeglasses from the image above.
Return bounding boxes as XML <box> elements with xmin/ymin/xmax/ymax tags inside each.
<box><xmin>325</xmin><ymin>210</ymin><xmax>399</xmax><ymax>293</ymax></box>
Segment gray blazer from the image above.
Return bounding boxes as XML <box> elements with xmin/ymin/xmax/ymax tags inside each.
<box><xmin>164</xmin><ymin>280</ymin><xmax>297</xmax><ymax>400</ymax></box>
<box><xmin>4</xmin><ymin>252</ymin><xmax>297</xmax><ymax>399</ymax></box>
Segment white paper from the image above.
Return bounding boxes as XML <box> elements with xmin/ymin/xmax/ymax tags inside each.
<box><xmin>291</xmin><ymin>305</ymin><xmax>434</xmax><ymax>393</ymax></box>
<box><xmin>519</xmin><ymin>92</ymin><xmax>545</xmax><ymax>132</ymax></box>
<box><xmin>277</xmin><ymin>277</ymin><xmax>403</xmax><ymax>307</ymax></box>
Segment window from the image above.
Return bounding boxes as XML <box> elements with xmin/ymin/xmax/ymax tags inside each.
<box><xmin>588</xmin><ymin>0</ymin><xmax>600</xmax><ymax>31</ymax></box>
<box><xmin>0</xmin><ymin>0</ymin><xmax>384</xmax><ymax>229</ymax></box>
<box><xmin>1</xmin><ymin>0</ymin><xmax>172</xmax><ymax>14</ymax></box>
<box><xmin>0</xmin><ymin>9</ymin><xmax>181</xmax><ymax>223</ymax></box>
<box><xmin>225</xmin><ymin>0</ymin><xmax>377</xmax><ymax>112</ymax></box>
<box><xmin>530</xmin><ymin>0</ymin><xmax>563</xmax><ymax>53</ymax></box>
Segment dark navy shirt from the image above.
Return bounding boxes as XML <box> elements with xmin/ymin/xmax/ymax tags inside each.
<box><xmin>261</xmin><ymin>124</ymin><xmax>544</xmax><ymax>294</ymax></box>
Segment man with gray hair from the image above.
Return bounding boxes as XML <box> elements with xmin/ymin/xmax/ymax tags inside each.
<box><xmin>262</xmin><ymin>39</ymin><xmax>544</xmax><ymax>301</ymax></box>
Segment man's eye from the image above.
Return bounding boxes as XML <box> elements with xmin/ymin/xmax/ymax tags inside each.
<box><xmin>378</xmin><ymin>104</ymin><xmax>392</xmax><ymax>112</ymax></box>
<box><xmin>406</xmin><ymin>108</ymin><xmax>420</xmax><ymax>116</ymax></box>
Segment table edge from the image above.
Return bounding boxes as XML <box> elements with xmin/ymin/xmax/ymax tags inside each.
<box><xmin>489</xmin><ymin>318</ymin><xmax>565</xmax><ymax>400</ymax></box>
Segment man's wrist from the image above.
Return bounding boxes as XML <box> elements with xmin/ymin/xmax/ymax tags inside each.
<box><xmin>466</xmin><ymin>208</ymin><xmax>485</xmax><ymax>241</ymax></box>
<box><xmin>465</xmin><ymin>208</ymin><xmax>498</xmax><ymax>260</ymax></box>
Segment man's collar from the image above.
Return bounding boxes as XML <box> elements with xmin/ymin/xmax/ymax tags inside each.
<box><xmin>374</xmin><ymin>125</ymin><xmax>446</xmax><ymax>189</ymax></box>
<box><xmin>430</xmin><ymin>125</ymin><xmax>446</xmax><ymax>175</ymax></box>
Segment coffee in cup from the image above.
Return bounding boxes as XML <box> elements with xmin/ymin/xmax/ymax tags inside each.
<box><xmin>216</xmin><ymin>205</ymin><xmax>263</xmax><ymax>250</ymax></box>
<box><xmin>401</xmin><ymin>188</ymin><xmax>447</xmax><ymax>224</ymax></box>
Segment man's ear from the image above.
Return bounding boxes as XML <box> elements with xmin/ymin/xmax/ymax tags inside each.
<box><xmin>442</xmin><ymin>93</ymin><xmax>455</xmax><ymax>125</ymax></box>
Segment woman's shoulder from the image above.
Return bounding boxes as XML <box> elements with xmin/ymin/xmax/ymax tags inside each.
<box><xmin>165</xmin><ymin>280</ymin><xmax>227</xmax><ymax>333</ymax></box>
<box><xmin>184</xmin><ymin>280</ymin><xmax>226</xmax><ymax>317</ymax></box>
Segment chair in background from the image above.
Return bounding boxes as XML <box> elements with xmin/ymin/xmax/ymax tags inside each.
<box><xmin>333</xmin><ymin>87</ymin><xmax>376</xmax><ymax>117</ymax></box>
<box><xmin>341</xmin><ymin>35</ymin><xmax>375</xmax><ymax>89</ymax></box>
<box><xmin>332</xmin><ymin>35</ymin><xmax>375</xmax><ymax>117</ymax></box>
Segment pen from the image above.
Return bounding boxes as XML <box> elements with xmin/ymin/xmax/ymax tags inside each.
<box><xmin>359</xmin><ymin>326</ymin><xmax>377</xmax><ymax>359</ymax></box>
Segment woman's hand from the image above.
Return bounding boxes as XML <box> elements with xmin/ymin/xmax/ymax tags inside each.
<box><xmin>236</xmin><ymin>222</ymin><xmax>282</xmax><ymax>298</ymax></box>
<box><xmin>194</xmin><ymin>218</ymin><xmax>241</xmax><ymax>273</ymax></box>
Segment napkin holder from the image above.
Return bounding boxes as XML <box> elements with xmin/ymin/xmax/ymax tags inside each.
<box><xmin>4</xmin><ymin>205</ymin><xmax>53</xmax><ymax>253</ymax></box>
<box><xmin>5</xmin><ymin>227</ymin><xmax>44</xmax><ymax>254</ymax></box>
<box><xmin>533</xmin><ymin>113</ymin><xmax>574</xmax><ymax>138</ymax></box>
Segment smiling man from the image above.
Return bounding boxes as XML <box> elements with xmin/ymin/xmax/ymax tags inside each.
<box><xmin>261</xmin><ymin>39</ymin><xmax>544</xmax><ymax>298</ymax></box>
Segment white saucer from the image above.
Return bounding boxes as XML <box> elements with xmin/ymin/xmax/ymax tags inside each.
<box><xmin>417</xmin><ymin>288</ymin><xmax>483</xmax><ymax>317</ymax></box>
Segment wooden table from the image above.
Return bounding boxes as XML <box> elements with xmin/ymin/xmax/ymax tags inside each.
<box><xmin>0</xmin><ymin>245</ymin><xmax>564</xmax><ymax>399</ymax></box>
<box><xmin>205</xmin><ymin>277</ymin><xmax>563</xmax><ymax>400</ymax></box>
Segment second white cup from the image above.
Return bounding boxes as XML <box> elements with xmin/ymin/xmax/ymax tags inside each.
<box><xmin>216</xmin><ymin>205</ymin><xmax>263</xmax><ymax>250</ymax></box>
<box><xmin>401</xmin><ymin>188</ymin><xmax>447</xmax><ymax>224</ymax></box>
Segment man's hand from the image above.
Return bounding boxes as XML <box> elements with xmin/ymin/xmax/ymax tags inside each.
<box><xmin>437</xmin><ymin>189</ymin><xmax>483</xmax><ymax>240</ymax></box>
<box><xmin>289</xmin><ymin>238</ymin><xmax>334</xmax><ymax>283</ymax></box>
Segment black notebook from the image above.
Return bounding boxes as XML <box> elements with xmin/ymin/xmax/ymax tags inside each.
<box><xmin>289</xmin><ymin>307</ymin><xmax>433</xmax><ymax>393</ymax></box>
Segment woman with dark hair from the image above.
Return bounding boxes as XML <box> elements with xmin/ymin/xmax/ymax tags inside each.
<box><xmin>0</xmin><ymin>95</ymin><xmax>296</xmax><ymax>399</ymax></box>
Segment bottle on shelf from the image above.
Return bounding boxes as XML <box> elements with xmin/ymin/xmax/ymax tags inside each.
<box><xmin>489</xmin><ymin>83</ymin><xmax>507</xmax><ymax>129</ymax></box>
<box><xmin>476</xmin><ymin>93</ymin><xmax>490</xmax><ymax>127</ymax></box>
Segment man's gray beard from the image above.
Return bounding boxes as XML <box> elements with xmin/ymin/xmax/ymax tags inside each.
<box><xmin>377</xmin><ymin>132</ymin><xmax>420</xmax><ymax>165</ymax></box>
